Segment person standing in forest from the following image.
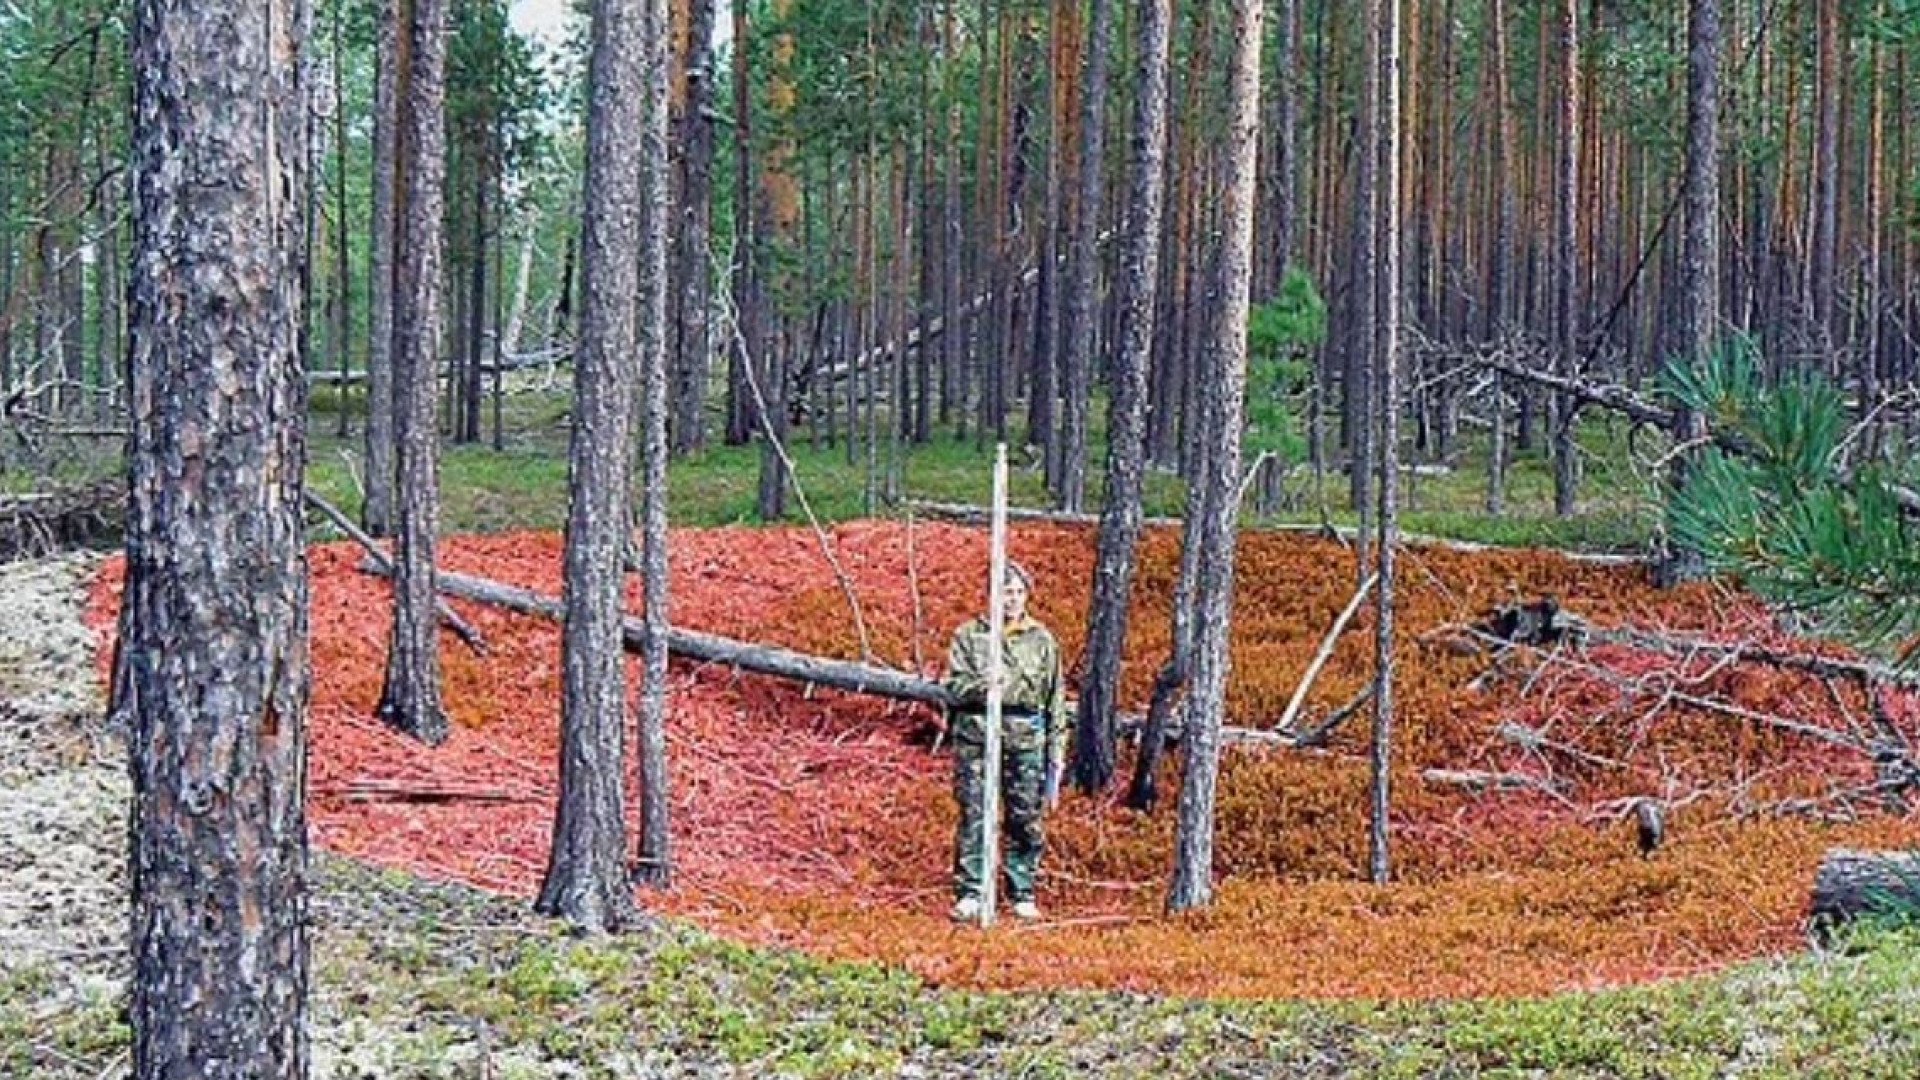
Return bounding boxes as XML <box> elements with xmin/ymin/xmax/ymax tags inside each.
<box><xmin>944</xmin><ymin>562</ymin><xmax>1069</xmax><ymax>922</ymax></box>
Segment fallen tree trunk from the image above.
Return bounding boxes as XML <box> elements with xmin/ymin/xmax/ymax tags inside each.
<box><xmin>365</xmin><ymin>560</ymin><xmax>956</xmax><ymax>706</ymax></box>
<box><xmin>1809</xmin><ymin>849</ymin><xmax>1920</xmax><ymax>940</ymax></box>
<box><xmin>305</xmin><ymin>491</ymin><xmax>488</xmax><ymax>655</ymax></box>
<box><xmin>364</xmin><ymin>560</ymin><xmax>1307</xmax><ymax>748</ymax></box>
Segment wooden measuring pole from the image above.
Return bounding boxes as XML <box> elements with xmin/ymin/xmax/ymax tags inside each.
<box><xmin>979</xmin><ymin>443</ymin><xmax>1009</xmax><ymax>927</ymax></box>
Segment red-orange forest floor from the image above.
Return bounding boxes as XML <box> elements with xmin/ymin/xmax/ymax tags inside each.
<box><xmin>90</xmin><ymin>522</ymin><xmax>1920</xmax><ymax>1000</ymax></box>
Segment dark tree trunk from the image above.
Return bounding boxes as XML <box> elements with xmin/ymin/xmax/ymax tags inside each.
<box><xmin>377</xmin><ymin>0</ymin><xmax>451</xmax><ymax>746</ymax></box>
<box><xmin>125</xmin><ymin>0</ymin><xmax>312</xmax><ymax>1074</ymax></box>
<box><xmin>1169</xmin><ymin>0</ymin><xmax>1263</xmax><ymax>915</ymax></box>
<box><xmin>1076</xmin><ymin>0</ymin><xmax>1169</xmax><ymax>795</ymax></box>
<box><xmin>460</xmin><ymin>144</ymin><xmax>489</xmax><ymax>446</ymax></box>
<box><xmin>1661</xmin><ymin>0</ymin><xmax>1720</xmax><ymax>588</ymax></box>
<box><xmin>670</xmin><ymin>0</ymin><xmax>715</xmax><ymax>455</ymax></box>
<box><xmin>1809</xmin><ymin>0</ymin><xmax>1840</xmax><ymax>356</ymax></box>
<box><xmin>364</xmin><ymin>0</ymin><xmax>400</xmax><ymax>538</ymax></box>
<box><xmin>1057</xmin><ymin>0</ymin><xmax>1114</xmax><ymax>513</ymax></box>
<box><xmin>725</xmin><ymin>0</ymin><xmax>756</xmax><ymax>446</ymax></box>
<box><xmin>536</xmin><ymin>0</ymin><xmax>649</xmax><ymax>933</ymax></box>
<box><xmin>1551</xmin><ymin>0</ymin><xmax>1579</xmax><ymax>518</ymax></box>
<box><xmin>635</xmin><ymin>0</ymin><xmax>675</xmax><ymax>888</ymax></box>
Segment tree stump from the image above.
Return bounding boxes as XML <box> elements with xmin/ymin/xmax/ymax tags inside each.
<box><xmin>1809</xmin><ymin>849</ymin><xmax>1920</xmax><ymax>941</ymax></box>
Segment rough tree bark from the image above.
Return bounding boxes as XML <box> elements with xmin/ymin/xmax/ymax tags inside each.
<box><xmin>1661</xmin><ymin>0</ymin><xmax>1719</xmax><ymax>588</ymax></box>
<box><xmin>377</xmin><ymin>0</ymin><xmax>451</xmax><ymax>746</ymax></box>
<box><xmin>1368</xmin><ymin>0</ymin><xmax>1402</xmax><ymax>886</ymax></box>
<box><xmin>363</xmin><ymin>0</ymin><xmax>400</xmax><ymax>537</ymax></box>
<box><xmin>669</xmin><ymin>0</ymin><xmax>716</xmax><ymax>455</ymax></box>
<box><xmin>535</xmin><ymin>0</ymin><xmax>648</xmax><ymax>934</ymax></box>
<box><xmin>635</xmin><ymin>0</ymin><xmax>676</xmax><ymax>888</ymax></box>
<box><xmin>1056</xmin><ymin>0</ymin><xmax>1113</xmax><ymax>513</ymax></box>
<box><xmin>125</xmin><ymin>0</ymin><xmax>312</xmax><ymax>1073</ymax></box>
<box><xmin>1075</xmin><ymin>0</ymin><xmax>1170</xmax><ymax>795</ymax></box>
<box><xmin>1169</xmin><ymin>0</ymin><xmax>1263</xmax><ymax>915</ymax></box>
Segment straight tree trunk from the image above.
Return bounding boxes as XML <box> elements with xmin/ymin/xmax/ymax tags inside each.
<box><xmin>1484</xmin><ymin>0</ymin><xmax>1516</xmax><ymax>516</ymax></box>
<box><xmin>332</xmin><ymin>1</ymin><xmax>354</xmax><ymax>441</ymax></box>
<box><xmin>1168</xmin><ymin>0</ymin><xmax>1264</xmax><ymax>915</ymax></box>
<box><xmin>1809</xmin><ymin>0</ymin><xmax>1840</xmax><ymax>356</ymax></box>
<box><xmin>1551</xmin><ymin>0</ymin><xmax>1579</xmax><ymax>518</ymax></box>
<box><xmin>377</xmin><ymin>0</ymin><xmax>451</xmax><ymax>746</ymax></box>
<box><xmin>1368</xmin><ymin>0</ymin><xmax>1402</xmax><ymax>886</ymax></box>
<box><xmin>1075</xmin><ymin>0</ymin><xmax>1170</xmax><ymax>795</ymax></box>
<box><xmin>364</xmin><ymin>0</ymin><xmax>401</xmax><ymax>538</ymax></box>
<box><xmin>1057</xmin><ymin>0</ymin><xmax>1114</xmax><ymax>513</ymax></box>
<box><xmin>670</xmin><ymin>0</ymin><xmax>716</xmax><ymax>455</ymax></box>
<box><xmin>634</xmin><ymin>0</ymin><xmax>676</xmax><ymax>887</ymax></box>
<box><xmin>725</xmin><ymin>0</ymin><xmax>756</xmax><ymax>446</ymax></box>
<box><xmin>1662</xmin><ymin>0</ymin><xmax>1720</xmax><ymax>587</ymax></box>
<box><xmin>460</xmin><ymin>142</ymin><xmax>489</xmax><ymax>445</ymax></box>
<box><xmin>125</xmin><ymin>0</ymin><xmax>311</xmax><ymax>1073</ymax></box>
<box><xmin>536</xmin><ymin>0</ymin><xmax>649</xmax><ymax>933</ymax></box>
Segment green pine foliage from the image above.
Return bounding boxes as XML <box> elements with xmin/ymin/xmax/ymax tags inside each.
<box><xmin>1663</xmin><ymin>342</ymin><xmax>1920</xmax><ymax>661</ymax></box>
<box><xmin>1243</xmin><ymin>268</ymin><xmax>1326</xmax><ymax>465</ymax></box>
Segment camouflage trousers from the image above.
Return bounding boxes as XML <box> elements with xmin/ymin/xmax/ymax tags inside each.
<box><xmin>950</xmin><ymin>713</ymin><xmax>1048</xmax><ymax>903</ymax></box>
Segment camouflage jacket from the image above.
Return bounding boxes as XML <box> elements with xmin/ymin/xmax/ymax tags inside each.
<box><xmin>944</xmin><ymin>616</ymin><xmax>1069</xmax><ymax>762</ymax></box>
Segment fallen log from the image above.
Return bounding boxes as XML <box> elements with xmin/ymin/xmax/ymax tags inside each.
<box><xmin>364</xmin><ymin>559</ymin><xmax>956</xmax><ymax>707</ymax></box>
<box><xmin>1421</xmin><ymin>767</ymin><xmax>1562</xmax><ymax>795</ymax></box>
<box><xmin>364</xmin><ymin>559</ymin><xmax>1309</xmax><ymax>748</ymax></box>
<box><xmin>1809</xmin><ymin>849</ymin><xmax>1920</xmax><ymax>940</ymax></box>
<box><xmin>305</xmin><ymin>491</ymin><xmax>489</xmax><ymax>656</ymax></box>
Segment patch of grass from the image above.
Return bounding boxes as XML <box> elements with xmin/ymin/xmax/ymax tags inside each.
<box><xmin>300</xmin><ymin>858</ymin><xmax>1920</xmax><ymax>1080</ymax></box>
<box><xmin>306</xmin><ymin>385</ymin><xmax>1662</xmax><ymax>556</ymax></box>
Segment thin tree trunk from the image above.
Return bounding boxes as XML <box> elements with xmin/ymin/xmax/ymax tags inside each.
<box><xmin>1368</xmin><ymin>0</ymin><xmax>1401</xmax><ymax>886</ymax></box>
<box><xmin>1551</xmin><ymin>0</ymin><xmax>1579</xmax><ymax>518</ymax></box>
<box><xmin>364</xmin><ymin>0</ymin><xmax>400</xmax><ymax>537</ymax></box>
<box><xmin>635</xmin><ymin>0</ymin><xmax>676</xmax><ymax>889</ymax></box>
<box><xmin>377</xmin><ymin>0</ymin><xmax>451</xmax><ymax>746</ymax></box>
<box><xmin>1809</xmin><ymin>0</ymin><xmax>1840</xmax><ymax>357</ymax></box>
<box><xmin>125</xmin><ymin>0</ymin><xmax>311</xmax><ymax>1073</ymax></box>
<box><xmin>332</xmin><ymin>1</ymin><xmax>353</xmax><ymax>441</ymax></box>
<box><xmin>1168</xmin><ymin>0</ymin><xmax>1264</xmax><ymax>915</ymax></box>
<box><xmin>1075</xmin><ymin>0</ymin><xmax>1170</xmax><ymax>795</ymax></box>
<box><xmin>670</xmin><ymin>0</ymin><xmax>715</xmax><ymax>455</ymax></box>
<box><xmin>1485</xmin><ymin>0</ymin><xmax>1515</xmax><ymax>516</ymax></box>
<box><xmin>1058</xmin><ymin>0</ymin><xmax>1114</xmax><ymax>513</ymax></box>
<box><xmin>725</xmin><ymin>0</ymin><xmax>755</xmax><ymax>446</ymax></box>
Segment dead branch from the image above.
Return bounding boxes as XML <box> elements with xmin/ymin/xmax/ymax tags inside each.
<box><xmin>1277</xmin><ymin>572</ymin><xmax>1377</xmax><ymax>733</ymax></box>
<box><xmin>304</xmin><ymin>490</ymin><xmax>489</xmax><ymax>655</ymax></box>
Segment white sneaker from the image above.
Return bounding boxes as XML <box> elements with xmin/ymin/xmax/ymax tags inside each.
<box><xmin>950</xmin><ymin>896</ymin><xmax>981</xmax><ymax>922</ymax></box>
<box><xmin>1011</xmin><ymin>899</ymin><xmax>1041</xmax><ymax>921</ymax></box>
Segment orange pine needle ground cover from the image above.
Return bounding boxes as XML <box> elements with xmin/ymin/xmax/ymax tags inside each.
<box><xmin>88</xmin><ymin>522</ymin><xmax>1920</xmax><ymax>1000</ymax></box>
